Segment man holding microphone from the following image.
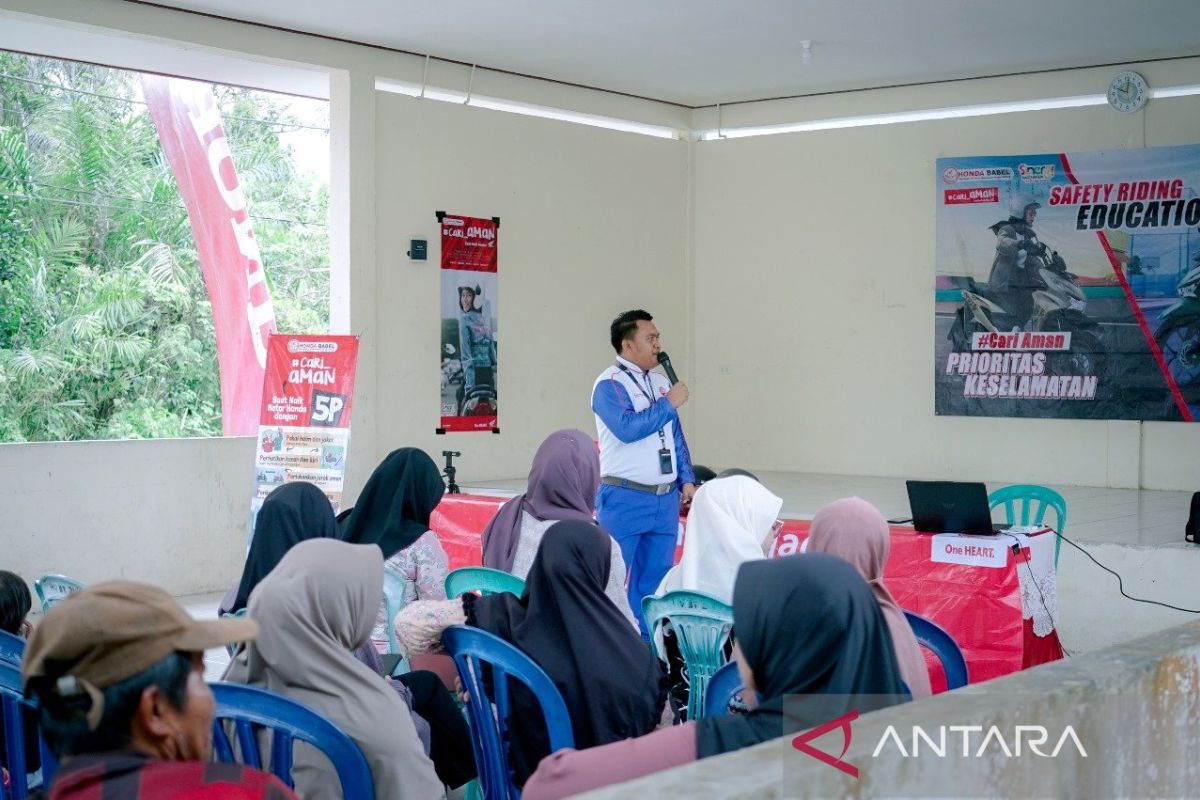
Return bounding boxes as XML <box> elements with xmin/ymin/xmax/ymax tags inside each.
<box><xmin>592</xmin><ymin>309</ymin><xmax>695</xmax><ymax>637</ymax></box>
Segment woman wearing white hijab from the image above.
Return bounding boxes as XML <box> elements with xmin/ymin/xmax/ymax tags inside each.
<box><xmin>656</xmin><ymin>475</ymin><xmax>783</xmax><ymax>603</ymax></box>
<box><xmin>652</xmin><ymin>475</ymin><xmax>782</xmax><ymax>722</ymax></box>
<box><xmin>224</xmin><ymin>538</ymin><xmax>442</xmax><ymax>800</ymax></box>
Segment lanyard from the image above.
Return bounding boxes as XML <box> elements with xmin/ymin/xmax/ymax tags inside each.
<box><xmin>615</xmin><ymin>362</ymin><xmax>668</xmax><ymax>448</ymax></box>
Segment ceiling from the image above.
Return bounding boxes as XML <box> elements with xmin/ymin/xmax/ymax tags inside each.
<box><xmin>138</xmin><ymin>1</ymin><xmax>1200</xmax><ymax>107</ymax></box>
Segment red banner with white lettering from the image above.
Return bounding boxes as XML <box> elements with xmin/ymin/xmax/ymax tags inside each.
<box><xmin>440</xmin><ymin>214</ymin><xmax>499</xmax><ymax>432</ymax></box>
<box><xmin>142</xmin><ymin>75</ymin><xmax>276</xmax><ymax>436</ymax></box>
<box><xmin>253</xmin><ymin>334</ymin><xmax>359</xmax><ymax>520</ymax></box>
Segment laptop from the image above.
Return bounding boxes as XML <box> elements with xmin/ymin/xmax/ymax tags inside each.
<box><xmin>905</xmin><ymin>480</ymin><xmax>1007</xmax><ymax>535</ymax></box>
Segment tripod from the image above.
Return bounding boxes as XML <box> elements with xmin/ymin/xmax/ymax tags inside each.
<box><xmin>442</xmin><ymin>450</ymin><xmax>462</xmax><ymax>494</ymax></box>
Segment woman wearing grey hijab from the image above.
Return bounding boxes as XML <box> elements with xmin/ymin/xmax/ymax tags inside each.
<box><xmin>224</xmin><ymin>538</ymin><xmax>443</xmax><ymax>800</ymax></box>
<box><xmin>480</xmin><ymin>428</ymin><xmax>637</xmax><ymax>627</ymax></box>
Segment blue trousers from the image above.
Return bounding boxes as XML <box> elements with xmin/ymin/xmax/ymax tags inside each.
<box><xmin>596</xmin><ymin>483</ymin><xmax>680</xmax><ymax>638</ymax></box>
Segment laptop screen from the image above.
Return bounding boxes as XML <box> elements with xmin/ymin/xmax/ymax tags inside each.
<box><xmin>905</xmin><ymin>480</ymin><xmax>999</xmax><ymax>535</ymax></box>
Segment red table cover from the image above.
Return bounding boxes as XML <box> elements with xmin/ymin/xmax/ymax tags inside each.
<box><xmin>430</xmin><ymin>495</ymin><xmax>1062</xmax><ymax>685</ymax></box>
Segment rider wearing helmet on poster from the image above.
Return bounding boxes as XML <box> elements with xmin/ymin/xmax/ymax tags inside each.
<box><xmin>988</xmin><ymin>193</ymin><xmax>1052</xmax><ymax>329</ymax></box>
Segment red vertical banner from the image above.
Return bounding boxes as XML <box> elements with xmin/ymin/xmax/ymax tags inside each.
<box><xmin>253</xmin><ymin>334</ymin><xmax>359</xmax><ymax>522</ymax></box>
<box><xmin>439</xmin><ymin>214</ymin><xmax>499</xmax><ymax>433</ymax></box>
<box><xmin>142</xmin><ymin>75</ymin><xmax>276</xmax><ymax>436</ymax></box>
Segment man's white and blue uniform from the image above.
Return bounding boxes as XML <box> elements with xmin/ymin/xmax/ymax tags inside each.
<box><xmin>592</xmin><ymin>355</ymin><xmax>694</xmax><ymax>636</ymax></box>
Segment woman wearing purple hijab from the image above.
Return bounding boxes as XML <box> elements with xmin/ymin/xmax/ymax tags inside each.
<box><xmin>481</xmin><ymin>428</ymin><xmax>638</xmax><ymax>627</ymax></box>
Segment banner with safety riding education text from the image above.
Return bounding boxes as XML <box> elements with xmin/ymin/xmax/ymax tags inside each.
<box><xmin>251</xmin><ymin>334</ymin><xmax>359</xmax><ymax>534</ymax></box>
<box><xmin>438</xmin><ymin>213</ymin><xmax>499</xmax><ymax>433</ymax></box>
<box><xmin>935</xmin><ymin>144</ymin><xmax>1200</xmax><ymax>422</ymax></box>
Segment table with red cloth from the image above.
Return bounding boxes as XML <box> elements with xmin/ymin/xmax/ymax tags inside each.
<box><xmin>430</xmin><ymin>494</ymin><xmax>1064</xmax><ymax>687</ymax></box>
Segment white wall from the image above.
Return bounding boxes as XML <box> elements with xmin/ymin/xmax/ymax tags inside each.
<box><xmin>690</xmin><ymin>58</ymin><xmax>1200</xmax><ymax>490</ymax></box>
<box><xmin>0</xmin><ymin>437</ymin><xmax>255</xmax><ymax>596</ymax></box>
<box><xmin>370</xmin><ymin>93</ymin><xmax>688</xmax><ymax>480</ymax></box>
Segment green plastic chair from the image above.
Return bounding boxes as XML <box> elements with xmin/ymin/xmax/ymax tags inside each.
<box><xmin>642</xmin><ymin>590</ymin><xmax>734</xmax><ymax>722</ymax></box>
<box><xmin>444</xmin><ymin>567</ymin><xmax>526</xmax><ymax>600</ymax></box>
<box><xmin>382</xmin><ymin>570</ymin><xmax>410</xmax><ymax>673</ymax></box>
<box><xmin>34</xmin><ymin>574</ymin><xmax>85</xmax><ymax>612</ymax></box>
<box><xmin>222</xmin><ymin>608</ymin><xmax>249</xmax><ymax>656</ymax></box>
<box><xmin>988</xmin><ymin>484</ymin><xmax>1067</xmax><ymax>566</ymax></box>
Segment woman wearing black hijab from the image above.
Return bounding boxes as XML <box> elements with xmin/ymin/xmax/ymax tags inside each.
<box><xmin>338</xmin><ymin>447</ymin><xmax>446</xmax><ymax>558</ymax></box>
<box><xmin>224</xmin><ymin>481</ymin><xmax>339</xmax><ymax>614</ymax></box>
<box><xmin>522</xmin><ymin>554</ymin><xmax>906</xmax><ymax>799</ymax></box>
<box><xmin>394</xmin><ymin>520</ymin><xmax>665</xmax><ymax>786</ymax></box>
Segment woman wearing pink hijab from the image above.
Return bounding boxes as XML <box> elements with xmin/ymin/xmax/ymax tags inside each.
<box><xmin>807</xmin><ymin>497</ymin><xmax>932</xmax><ymax>699</ymax></box>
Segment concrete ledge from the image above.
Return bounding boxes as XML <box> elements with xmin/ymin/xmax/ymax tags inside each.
<box><xmin>579</xmin><ymin>620</ymin><xmax>1200</xmax><ymax>799</ymax></box>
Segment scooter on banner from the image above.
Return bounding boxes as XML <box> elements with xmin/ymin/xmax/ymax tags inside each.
<box><xmin>949</xmin><ymin>250</ymin><xmax>1106</xmax><ymax>381</ymax></box>
<box><xmin>457</xmin><ymin>365</ymin><xmax>497</xmax><ymax>417</ymax></box>
<box><xmin>1154</xmin><ymin>252</ymin><xmax>1200</xmax><ymax>405</ymax></box>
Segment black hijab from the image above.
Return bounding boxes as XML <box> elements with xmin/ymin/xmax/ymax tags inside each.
<box><xmin>337</xmin><ymin>448</ymin><xmax>445</xmax><ymax>559</ymax></box>
<box><xmin>695</xmin><ymin>553</ymin><xmax>906</xmax><ymax>758</ymax></box>
<box><xmin>467</xmin><ymin>520</ymin><xmax>664</xmax><ymax>783</ymax></box>
<box><xmin>230</xmin><ymin>482</ymin><xmax>339</xmax><ymax>613</ymax></box>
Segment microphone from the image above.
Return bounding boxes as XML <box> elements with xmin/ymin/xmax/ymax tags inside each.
<box><xmin>656</xmin><ymin>351</ymin><xmax>679</xmax><ymax>385</ymax></box>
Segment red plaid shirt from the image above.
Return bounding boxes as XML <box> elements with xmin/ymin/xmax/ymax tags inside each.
<box><xmin>45</xmin><ymin>751</ymin><xmax>296</xmax><ymax>800</ymax></box>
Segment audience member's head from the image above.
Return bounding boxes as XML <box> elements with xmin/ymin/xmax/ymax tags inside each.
<box><xmin>658</xmin><ymin>475</ymin><xmax>782</xmax><ymax>602</ymax></box>
<box><xmin>230</xmin><ymin>538</ymin><xmax>441</xmax><ymax>798</ymax></box>
<box><xmin>691</xmin><ymin>465</ymin><xmax>718</xmax><ymax>485</ymax></box>
<box><xmin>22</xmin><ymin>581</ymin><xmax>257</xmax><ymax>760</ymax></box>
<box><xmin>807</xmin><ymin>496</ymin><xmax>932</xmax><ymax>698</ymax></box>
<box><xmin>695</xmin><ymin>554</ymin><xmax>904</xmax><ymax>757</ymax></box>
<box><xmin>230</xmin><ymin>481</ymin><xmax>339</xmax><ymax>613</ymax></box>
<box><xmin>338</xmin><ymin>447</ymin><xmax>445</xmax><ymax>558</ymax></box>
<box><xmin>470</xmin><ymin>520</ymin><xmax>664</xmax><ymax>783</ymax></box>
<box><xmin>0</xmin><ymin>570</ymin><xmax>32</xmax><ymax>637</ymax></box>
<box><xmin>716</xmin><ymin>467</ymin><xmax>760</xmax><ymax>482</ymax></box>
<box><xmin>482</xmin><ymin>428</ymin><xmax>599</xmax><ymax>571</ymax></box>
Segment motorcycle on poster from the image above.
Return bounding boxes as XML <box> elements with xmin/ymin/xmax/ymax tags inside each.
<box><xmin>934</xmin><ymin>145</ymin><xmax>1200</xmax><ymax>422</ymax></box>
<box><xmin>439</xmin><ymin>214</ymin><xmax>499</xmax><ymax>432</ymax></box>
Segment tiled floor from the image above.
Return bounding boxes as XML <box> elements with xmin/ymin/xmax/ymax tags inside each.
<box><xmin>467</xmin><ymin>471</ymin><xmax>1196</xmax><ymax>549</ymax></box>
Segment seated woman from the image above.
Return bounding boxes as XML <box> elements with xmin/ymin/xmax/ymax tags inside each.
<box><xmin>0</xmin><ymin>569</ymin><xmax>32</xmax><ymax>638</ymax></box>
<box><xmin>397</xmin><ymin>520</ymin><xmax>665</xmax><ymax>786</ymax></box>
<box><xmin>654</xmin><ymin>474</ymin><xmax>782</xmax><ymax>719</ymax></box>
<box><xmin>224</xmin><ymin>538</ymin><xmax>444</xmax><ymax>799</ymax></box>
<box><xmin>336</xmin><ymin>448</ymin><xmax>451</xmax><ymax>648</ymax></box>
<box><xmin>806</xmin><ymin>496</ymin><xmax>933</xmax><ymax>699</ymax></box>
<box><xmin>481</xmin><ymin>428</ymin><xmax>636</xmax><ymax>627</ymax></box>
<box><xmin>223</xmin><ymin>481</ymin><xmax>339</xmax><ymax>615</ymax></box>
<box><xmin>656</xmin><ymin>474</ymin><xmax>783</xmax><ymax>602</ymax></box>
<box><xmin>522</xmin><ymin>554</ymin><xmax>906</xmax><ymax>799</ymax></box>
<box><xmin>224</xmin><ymin>482</ymin><xmax>474</xmax><ymax>789</ymax></box>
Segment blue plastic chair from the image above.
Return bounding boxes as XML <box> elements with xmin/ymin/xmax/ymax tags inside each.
<box><xmin>442</xmin><ymin>626</ymin><xmax>573</xmax><ymax>800</ymax></box>
<box><xmin>642</xmin><ymin>591</ymin><xmax>734</xmax><ymax>721</ymax></box>
<box><xmin>444</xmin><ymin>567</ymin><xmax>526</xmax><ymax>600</ymax></box>
<box><xmin>988</xmin><ymin>484</ymin><xmax>1067</xmax><ymax>566</ymax></box>
<box><xmin>33</xmin><ymin>575</ymin><xmax>84</xmax><ymax>613</ymax></box>
<box><xmin>0</xmin><ymin>661</ymin><xmax>57</xmax><ymax>799</ymax></box>
<box><xmin>0</xmin><ymin>632</ymin><xmax>24</xmax><ymax>668</ymax></box>
<box><xmin>703</xmin><ymin>661</ymin><xmax>745</xmax><ymax>717</ymax></box>
<box><xmin>209</xmin><ymin>682</ymin><xmax>374</xmax><ymax>800</ymax></box>
<box><xmin>903</xmin><ymin>610</ymin><xmax>969</xmax><ymax>690</ymax></box>
<box><xmin>382</xmin><ymin>571</ymin><xmax>407</xmax><ymax>655</ymax></box>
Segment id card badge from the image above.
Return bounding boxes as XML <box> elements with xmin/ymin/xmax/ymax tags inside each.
<box><xmin>659</xmin><ymin>447</ymin><xmax>673</xmax><ymax>475</ymax></box>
